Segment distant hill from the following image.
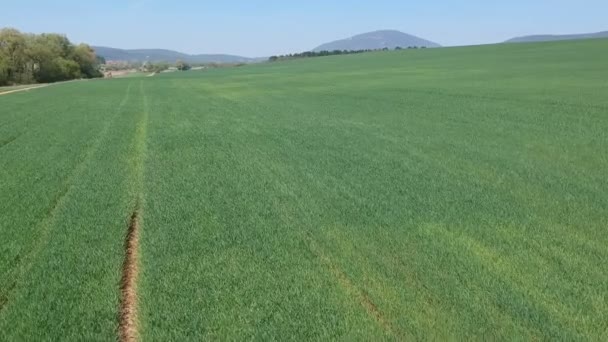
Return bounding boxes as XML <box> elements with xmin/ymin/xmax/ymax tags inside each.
<box><xmin>92</xmin><ymin>46</ymin><xmax>263</xmax><ymax>64</ymax></box>
<box><xmin>313</xmin><ymin>30</ymin><xmax>441</xmax><ymax>52</ymax></box>
<box><xmin>505</xmin><ymin>31</ymin><xmax>608</xmax><ymax>43</ymax></box>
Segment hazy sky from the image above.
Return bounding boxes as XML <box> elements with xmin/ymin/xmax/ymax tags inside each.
<box><xmin>2</xmin><ymin>1</ymin><xmax>607</xmax><ymax>56</ymax></box>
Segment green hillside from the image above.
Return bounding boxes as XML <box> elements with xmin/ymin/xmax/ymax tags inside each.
<box><xmin>1</xmin><ymin>38</ymin><xmax>607</xmax><ymax>340</ymax></box>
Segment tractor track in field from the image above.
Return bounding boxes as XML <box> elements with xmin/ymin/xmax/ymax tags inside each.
<box><xmin>0</xmin><ymin>183</ymin><xmax>71</xmax><ymax>310</ymax></box>
<box><xmin>0</xmin><ymin>112</ymin><xmax>36</xmax><ymax>131</ymax></box>
<box><xmin>0</xmin><ymin>293</ymin><xmax>7</xmax><ymax>311</ymax></box>
<box><xmin>0</xmin><ymin>83</ymin><xmax>134</xmax><ymax>314</ymax></box>
<box><xmin>119</xmin><ymin>208</ymin><xmax>141</xmax><ymax>342</ymax></box>
<box><xmin>0</xmin><ymin>136</ymin><xmax>19</xmax><ymax>149</ymax></box>
<box><xmin>118</xmin><ymin>80</ymin><xmax>148</xmax><ymax>342</ymax></box>
<box><xmin>303</xmin><ymin>233</ymin><xmax>404</xmax><ymax>339</ymax></box>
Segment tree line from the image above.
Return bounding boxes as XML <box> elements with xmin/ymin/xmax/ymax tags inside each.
<box><xmin>268</xmin><ymin>46</ymin><xmax>427</xmax><ymax>62</ymax></box>
<box><xmin>142</xmin><ymin>60</ymin><xmax>191</xmax><ymax>73</ymax></box>
<box><xmin>0</xmin><ymin>28</ymin><xmax>103</xmax><ymax>86</ymax></box>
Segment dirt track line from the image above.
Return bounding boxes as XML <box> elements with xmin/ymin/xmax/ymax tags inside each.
<box><xmin>0</xmin><ymin>136</ymin><xmax>19</xmax><ymax>149</ymax></box>
<box><xmin>0</xmin><ymin>79</ymin><xmax>97</xmax><ymax>97</ymax></box>
<box><xmin>119</xmin><ymin>208</ymin><xmax>141</xmax><ymax>342</ymax></box>
<box><xmin>304</xmin><ymin>234</ymin><xmax>403</xmax><ymax>339</ymax></box>
<box><xmin>0</xmin><ymin>85</ymin><xmax>49</xmax><ymax>96</ymax></box>
<box><xmin>119</xmin><ymin>81</ymin><xmax>149</xmax><ymax>342</ymax></box>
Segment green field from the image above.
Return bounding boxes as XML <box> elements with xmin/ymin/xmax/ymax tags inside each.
<box><xmin>1</xmin><ymin>39</ymin><xmax>607</xmax><ymax>340</ymax></box>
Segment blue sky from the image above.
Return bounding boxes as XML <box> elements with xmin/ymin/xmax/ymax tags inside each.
<box><xmin>2</xmin><ymin>1</ymin><xmax>607</xmax><ymax>56</ymax></box>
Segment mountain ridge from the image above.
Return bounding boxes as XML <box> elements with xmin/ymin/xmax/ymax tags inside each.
<box><xmin>92</xmin><ymin>46</ymin><xmax>263</xmax><ymax>64</ymax></box>
<box><xmin>313</xmin><ymin>30</ymin><xmax>441</xmax><ymax>51</ymax></box>
<box><xmin>505</xmin><ymin>31</ymin><xmax>608</xmax><ymax>43</ymax></box>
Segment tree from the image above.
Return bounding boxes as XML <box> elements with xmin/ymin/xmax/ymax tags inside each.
<box><xmin>0</xmin><ymin>28</ymin><xmax>28</xmax><ymax>83</ymax></box>
<box><xmin>268</xmin><ymin>48</ymin><xmax>377</xmax><ymax>62</ymax></box>
<box><xmin>96</xmin><ymin>55</ymin><xmax>106</xmax><ymax>65</ymax></box>
<box><xmin>395</xmin><ymin>46</ymin><xmax>402</xmax><ymax>50</ymax></box>
<box><xmin>56</xmin><ymin>58</ymin><xmax>80</xmax><ymax>80</ymax></box>
<box><xmin>28</xmin><ymin>34</ymin><xmax>74</xmax><ymax>83</ymax></box>
<box><xmin>176</xmin><ymin>59</ymin><xmax>191</xmax><ymax>71</ymax></box>
<box><xmin>0</xmin><ymin>56</ymin><xmax>8</xmax><ymax>85</ymax></box>
<box><xmin>72</xmin><ymin>44</ymin><xmax>102</xmax><ymax>78</ymax></box>
<box><xmin>146</xmin><ymin>62</ymin><xmax>169</xmax><ymax>73</ymax></box>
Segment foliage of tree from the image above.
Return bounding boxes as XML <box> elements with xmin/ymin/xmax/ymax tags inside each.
<box><xmin>103</xmin><ymin>61</ymin><xmax>142</xmax><ymax>71</ymax></box>
<box><xmin>175</xmin><ymin>60</ymin><xmax>191</xmax><ymax>71</ymax></box>
<box><xmin>268</xmin><ymin>45</ymin><xmax>425</xmax><ymax>63</ymax></box>
<box><xmin>0</xmin><ymin>28</ymin><xmax>103</xmax><ymax>85</ymax></box>
<box><xmin>0</xmin><ymin>28</ymin><xmax>28</xmax><ymax>84</ymax></box>
<box><xmin>268</xmin><ymin>48</ymin><xmax>392</xmax><ymax>62</ymax></box>
<box><xmin>72</xmin><ymin>43</ymin><xmax>103</xmax><ymax>78</ymax></box>
<box><xmin>145</xmin><ymin>62</ymin><xmax>170</xmax><ymax>73</ymax></box>
<box><xmin>0</xmin><ymin>53</ymin><xmax>9</xmax><ymax>85</ymax></box>
<box><xmin>96</xmin><ymin>55</ymin><xmax>106</xmax><ymax>65</ymax></box>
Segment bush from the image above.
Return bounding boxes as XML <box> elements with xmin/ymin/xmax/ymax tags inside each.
<box><xmin>176</xmin><ymin>60</ymin><xmax>191</xmax><ymax>71</ymax></box>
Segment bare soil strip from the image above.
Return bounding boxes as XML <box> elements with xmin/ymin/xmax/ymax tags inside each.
<box><xmin>304</xmin><ymin>234</ymin><xmax>403</xmax><ymax>339</ymax></box>
<box><xmin>119</xmin><ymin>209</ymin><xmax>141</xmax><ymax>342</ymax></box>
<box><xmin>118</xmin><ymin>81</ymin><xmax>148</xmax><ymax>341</ymax></box>
<box><xmin>0</xmin><ymin>85</ymin><xmax>49</xmax><ymax>96</ymax></box>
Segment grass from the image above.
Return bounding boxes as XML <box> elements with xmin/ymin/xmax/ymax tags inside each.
<box><xmin>1</xmin><ymin>38</ymin><xmax>607</xmax><ymax>340</ymax></box>
<box><xmin>0</xmin><ymin>81</ymin><xmax>142</xmax><ymax>339</ymax></box>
